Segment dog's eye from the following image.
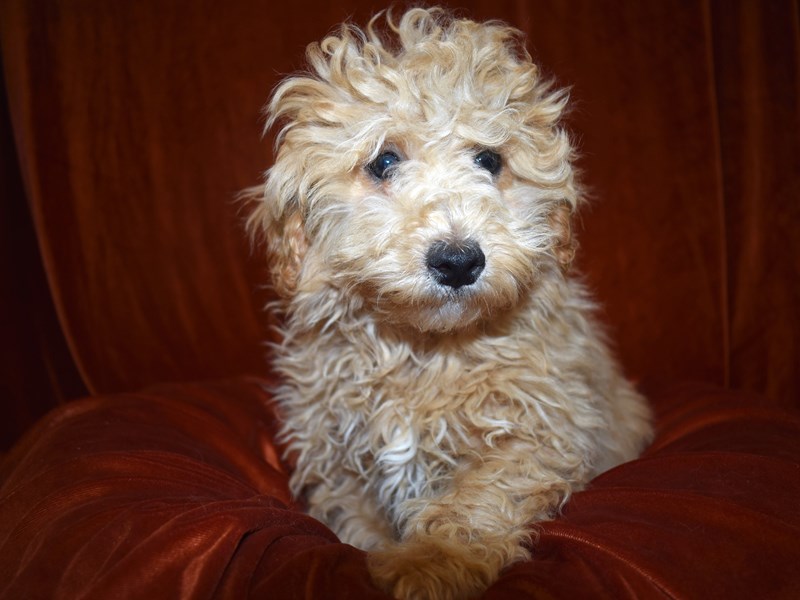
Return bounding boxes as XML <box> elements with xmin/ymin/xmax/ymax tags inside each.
<box><xmin>474</xmin><ymin>149</ymin><xmax>502</xmax><ymax>175</ymax></box>
<box><xmin>367</xmin><ymin>151</ymin><xmax>401</xmax><ymax>180</ymax></box>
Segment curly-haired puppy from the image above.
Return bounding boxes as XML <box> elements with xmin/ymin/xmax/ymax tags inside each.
<box><xmin>247</xmin><ymin>7</ymin><xmax>652</xmax><ymax>600</ymax></box>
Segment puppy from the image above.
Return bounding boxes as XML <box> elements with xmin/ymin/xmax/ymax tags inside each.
<box><xmin>247</xmin><ymin>7</ymin><xmax>652</xmax><ymax>600</ymax></box>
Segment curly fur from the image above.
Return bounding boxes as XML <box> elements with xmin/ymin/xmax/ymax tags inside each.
<box><xmin>246</xmin><ymin>8</ymin><xmax>652</xmax><ymax>600</ymax></box>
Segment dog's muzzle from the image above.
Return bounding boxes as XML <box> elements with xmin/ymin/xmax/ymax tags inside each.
<box><xmin>426</xmin><ymin>240</ymin><xmax>485</xmax><ymax>289</ymax></box>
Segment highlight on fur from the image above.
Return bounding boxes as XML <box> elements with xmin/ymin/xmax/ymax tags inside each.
<box><xmin>247</xmin><ymin>7</ymin><xmax>652</xmax><ymax>600</ymax></box>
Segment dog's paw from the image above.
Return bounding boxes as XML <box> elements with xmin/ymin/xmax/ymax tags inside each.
<box><xmin>368</xmin><ymin>536</ymin><xmax>510</xmax><ymax>600</ymax></box>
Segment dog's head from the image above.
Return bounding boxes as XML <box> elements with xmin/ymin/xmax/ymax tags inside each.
<box><xmin>248</xmin><ymin>7</ymin><xmax>580</xmax><ymax>333</ymax></box>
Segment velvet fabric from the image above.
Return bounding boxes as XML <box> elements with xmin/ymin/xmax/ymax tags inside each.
<box><xmin>1</xmin><ymin>0</ymin><xmax>799</xmax><ymax>598</ymax></box>
<box><xmin>2</xmin><ymin>381</ymin><xmax>799</xmax><ymax>599</ymax></box>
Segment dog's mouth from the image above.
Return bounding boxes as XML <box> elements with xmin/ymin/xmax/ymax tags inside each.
<box><xmin>425</xmin><ymin>291</ymin><xmax>491</xmax><ymax>332</ymax></box>
<box><xmin>379</xmin><ymin>292</ymin><xmax>488</xmax><ymax>334</ymax></box>
<box><xmin>331</xmin><ymin>229</ymin><xmax>541</xmax><ymax>333</ymax></box>
<box><xmin>363</xmin><ymin>253</ymin><xmax>524</xmax><ymax>334</ymax></box>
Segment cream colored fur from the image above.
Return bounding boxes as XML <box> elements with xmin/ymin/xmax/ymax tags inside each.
<box><xmin>246</xmin><ymin>8</ymin><xmax>652</xmax><ymax>600</ymax></box>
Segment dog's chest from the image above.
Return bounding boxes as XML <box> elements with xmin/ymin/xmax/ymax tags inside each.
<box><xmin>347</xmin><ymin>344</ymin><xmax>537</xmax><ymax>502</ymax></box>
<box><xmin>281</xmin><ymin>308</ymin><xmax>599</xmax><ymax>506</ymax></box>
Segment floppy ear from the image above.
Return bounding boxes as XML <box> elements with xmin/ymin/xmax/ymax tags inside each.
<box><xmin>549</xmin><ymin>201</ymin><xmax>577</xmax><ymax>271</ymax></box>
<box><xmin>245</xmin><ymin>185</ymin><xmax>308</xmax><ymax>299</ymax></box>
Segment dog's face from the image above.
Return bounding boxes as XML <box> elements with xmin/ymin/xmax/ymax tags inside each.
<box><xmin>250</xmin><ymin>9</ymin><xmax>580</xmax><ymax>333</ymax></box>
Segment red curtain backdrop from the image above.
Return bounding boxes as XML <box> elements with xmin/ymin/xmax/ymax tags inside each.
<box><xmin>2</xmin><ymin>2</ymin><xmax>798</xmax><ymax>448</ymax></box>
<box><xmin>3</xmin><ymin>2</ymin><xmax>797</xmax><ymax>450</ymax></box>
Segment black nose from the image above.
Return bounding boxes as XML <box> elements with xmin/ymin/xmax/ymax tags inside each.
<box><xmin>426</xmin><ymin>240</ymin><xmax>485</xmax><ymax>289</ymax></box>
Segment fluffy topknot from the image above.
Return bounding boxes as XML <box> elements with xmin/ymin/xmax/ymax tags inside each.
<box><xmin>267</xmin><ymin>7</ymin><xmax>572</xmax><ymax>184</ymax></box>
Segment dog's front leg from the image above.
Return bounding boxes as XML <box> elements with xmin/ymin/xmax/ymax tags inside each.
<box><xmin>368</xmin><ymin>440</ymin><xmax>577</xmax><ymax>600</ymax></box>
<box><xmin>305</xmin><ymin>471</ymin><xmax>396</xmax><ymax>551</ymax></box>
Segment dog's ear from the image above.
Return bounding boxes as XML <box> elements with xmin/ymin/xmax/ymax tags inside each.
<box><xmin>245</xmin><ymin>185</ymin><xmax>308</xmax><ymax>299</ymax></box>
<box><xmin>549</xmin><ymin>201</ymin><xmax>577</xmax><ymax>271</ymax></box>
